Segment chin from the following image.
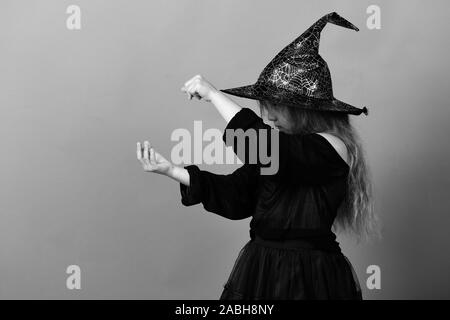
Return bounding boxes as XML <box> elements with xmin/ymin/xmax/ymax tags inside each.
<box><xmin>279</xmin><ymin>127</ymin><xmax>294</xmax><ymax>134</ymax></box>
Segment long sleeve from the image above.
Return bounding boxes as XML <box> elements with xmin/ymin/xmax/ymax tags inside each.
<box><xmin>180</xmin><ymin>163</ymin><xmax>259</xmax><ymax>220</ymax></box>
<box><xmin>222</xmin><ymin>107</ymin><xmax>349</xmax><ymax>184</ymax></box>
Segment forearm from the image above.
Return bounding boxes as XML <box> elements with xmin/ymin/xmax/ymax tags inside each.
<box><xmin>166</xmin><ymin>165</ymin><xmax>190</xmax><ymax>186</ymax></box>
<box><xmin>209</xmin><ymin>90</ymin><xmax>242</xmax><ymax>123</ymax></box>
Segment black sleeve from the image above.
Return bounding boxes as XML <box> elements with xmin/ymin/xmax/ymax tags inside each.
<box><xmin>222</xmin><ymin>108</ymin><xmax>349</xmax><ymax>184</ymax></box>
<box><xmin>179</xmin><ymin>163</ymin><xmax>259</xmax><ymax>220</ymax></box>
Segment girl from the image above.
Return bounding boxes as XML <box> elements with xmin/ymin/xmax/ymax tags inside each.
<box><xmin>137</xmin><ymin>12</ymin><xmax>380</xmax><ymax>299</ymax></box>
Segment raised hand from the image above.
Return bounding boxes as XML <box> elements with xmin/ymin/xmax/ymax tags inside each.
<box><xmin>181</xmin><ymin>74</ymin><xmax>218</xmax><ymax>102</ymax></box>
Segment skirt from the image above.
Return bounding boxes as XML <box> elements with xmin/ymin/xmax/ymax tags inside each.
<box><xmin>219</xmin><ymin>236</ymin><xmax>363</xmax><ymax>300</ymax></box>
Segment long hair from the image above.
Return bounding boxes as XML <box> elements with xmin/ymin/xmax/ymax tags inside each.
<box><xmin>258</xmin><ymin>99</ymin><xmax>382</xmax><ymax>243</ymax></box>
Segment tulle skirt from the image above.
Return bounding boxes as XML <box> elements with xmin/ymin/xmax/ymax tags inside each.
<box><xmin>219</xmin><ymin>238</ymin><xmax>363</xmax><ymax>300</ymax></box>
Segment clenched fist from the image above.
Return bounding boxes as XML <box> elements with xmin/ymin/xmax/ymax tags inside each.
<box><xmin>181</xmin><ymin>74</ymin><xmax>218</xmax><ymax>102</ymax></box>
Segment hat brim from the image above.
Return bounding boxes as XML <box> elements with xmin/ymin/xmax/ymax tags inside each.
<box><xmin>220</xmin><ymin>84</ymin><xmax>368</xmax><ymax>116</ymax></box>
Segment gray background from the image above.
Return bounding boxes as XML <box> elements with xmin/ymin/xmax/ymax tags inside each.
<box><xmin>1</xmin><ymin>0</ymin><xmax>449</xmax><ymax>299</ymax></box>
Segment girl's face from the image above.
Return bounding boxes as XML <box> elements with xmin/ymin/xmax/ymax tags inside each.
<box><xmin>266</xmin><ymin>106</ymin><xmax>294</xmax><ymax>133</ymax></box>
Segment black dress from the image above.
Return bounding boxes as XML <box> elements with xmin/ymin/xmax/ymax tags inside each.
<box><xmin>179</xmin><ymin>108</ymin><xmax>363</xmax><ymax>300</ymax></box>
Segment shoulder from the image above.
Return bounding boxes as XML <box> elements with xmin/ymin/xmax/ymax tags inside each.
<box><xmin>314</xmin><ymin>132</ymin><xmax>349</xmax><ymax>166</ymax></box>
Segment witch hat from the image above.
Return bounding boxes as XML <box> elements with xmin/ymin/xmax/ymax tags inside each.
<box><xmin>220</xmin><ymin>12</ymin><xmax>368</xmax><ymax>116</ymax></box>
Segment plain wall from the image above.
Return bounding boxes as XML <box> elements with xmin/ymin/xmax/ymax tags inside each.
<box><xmin>1</xmin><ymin>0</ymin><xmax>449</xmax><ymax>299</ymax></box>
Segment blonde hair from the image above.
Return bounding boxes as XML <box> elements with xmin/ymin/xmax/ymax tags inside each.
<box><xmin>258</xmin><ymin>99</ymin><xmax>382</xmax><ymax>243</ymax></box>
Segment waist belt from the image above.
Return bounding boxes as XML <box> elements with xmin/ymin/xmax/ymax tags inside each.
<box><xmin>253</xmin><ymin>234</ymin><xmax>341</xmax><ymax>253</ymax></box>
<box><xmin>252</xmin><ymin>234</ymin><xmax>341</xmax><ymax>299</ymax></box>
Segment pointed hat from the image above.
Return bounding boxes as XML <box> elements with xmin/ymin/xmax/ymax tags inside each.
<box><xmin>220</xmin><ymin>12</ymin><xmax>368</xmax><ymax>116</ymax></box>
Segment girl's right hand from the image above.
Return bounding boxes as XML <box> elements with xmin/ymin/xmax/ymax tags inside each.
<box><xmin>181</xmin><ymin>74</ymin><xmax>218</xmax><ymax>102</ymax></box>
<box><xmin>137</xmin><ymin>141</ymin><xmax>173</xmax><ymax>176</ymax></box>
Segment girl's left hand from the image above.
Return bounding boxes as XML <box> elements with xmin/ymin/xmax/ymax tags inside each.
<box><xmin>137</xmin><ymin>141</ymin><xmax>173</xmax><ymax>176</ymax></box>
<box><xmin>181</xmin><ymin>74</ymin><xmax>218</xmax><ymax>102</ymax></box>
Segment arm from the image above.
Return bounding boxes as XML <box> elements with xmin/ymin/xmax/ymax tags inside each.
<box><xmin>136</xmin><ymin>141</ymin><xmax>259</xmax><ymax>220</ymax></box>
<box><xmin>165</xmin><ymin>164</ymin><xmax>258</xmax><ymax>220</ymax></box>
<box><xmin>179</xmin><ymin>164</ymin><xmax>259</xmax><ymax>220</ymax></box>
<box><xmin>209</xmin><ymin>89</ymin><xmax>242</xmax><ymax>124</ymax></box>
<box><xmin>166</xmin><ymin>165</ymin><xmax>190</xmax><ymax>186</ymax></box>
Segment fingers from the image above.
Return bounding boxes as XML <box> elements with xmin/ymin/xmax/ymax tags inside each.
<box><xmin>150</xmin><ymin>145</ymin><xmax>156</xmax><ymax>164</ymax></box>
<box><xmin>187</xmin><ymin>82</ymin><xmax>198</xmax><ymax>100</ymax></box>
<box><xmin>137</xmin><ymin>140</ymin><xmax>160</xmax><ymax>173</ymax></box>
<box><xmin>184</xmin><ymin>74</ymin><xmax>202</xmax><ymax>88</ymax></box>
<box><xmin>143</xmin><ymin>141</ymin><xmax>151</xmax><ymax>167</ymax></box>
<box><xmin>181</xmin><ymin>86</ymin><xmax>193</xmax><ymax>100</ymax></box>
<box><xmin>137</xmin><ymin>142</ymin><xmax>147</xmax><ymax>168</ymax></box>
<box><xmin>181</xmin><ymin>75</ymin><xmax>204</xmax><ymax>100</ymax></box>
<box><xmin>137</xmin><ymin>142</ymin><xmax>142</xmax><ymax>160</ymax></box>
<box><xmin>186</xmin><ymin>82</ymin><xmax>204</xmax><ymax>100</ymax></box>
<box><xmin>181</xmin><ymin>84</ymin><xmax>192</xmax><ymax>99</ymax></box>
